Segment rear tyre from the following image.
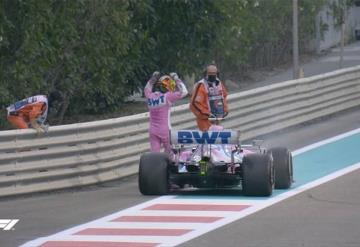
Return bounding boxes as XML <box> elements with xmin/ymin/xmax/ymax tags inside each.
<box><xmin>242</xmin><ymin>153</ymin><xmax>274</xmax><ymax>196</ymax></box>
<box><xmin>138</xmin><ymin>152</ymin><xmax>169</xmax><ymax>195</ymax></box>
<box><xmin>268</xmin><ymin>147</ymin><xmax>293</xmax><ymax>189</ymax></box>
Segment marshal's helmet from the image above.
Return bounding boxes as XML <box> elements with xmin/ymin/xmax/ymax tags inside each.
<box><xmin>154</xmin><ymin>75</ymin><xmax>176</xmax><ymax>93</ymax></box>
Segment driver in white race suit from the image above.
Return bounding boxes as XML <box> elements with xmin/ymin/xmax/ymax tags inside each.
<box><xmin>144</xmin><ymin>71</ymin><xmax>188</xmax><ymax>154</ymax></box>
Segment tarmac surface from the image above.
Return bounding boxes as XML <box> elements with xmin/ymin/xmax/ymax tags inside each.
<box><xmin>0</xmin><ymin>41</ymin><xmax>360</xmax><ymax>247</ymax></box>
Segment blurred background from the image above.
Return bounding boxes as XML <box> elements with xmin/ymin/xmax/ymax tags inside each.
<box><xmin>1</xmin><ymin>0</ymin><xmax>359</xmax><ymax>129</ymax></box>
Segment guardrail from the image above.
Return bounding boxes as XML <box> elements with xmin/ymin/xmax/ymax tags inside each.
<box><xmin>1</xmin><ymin>65</ymin><xmax>360</xmax><ymax>197</ymax></box>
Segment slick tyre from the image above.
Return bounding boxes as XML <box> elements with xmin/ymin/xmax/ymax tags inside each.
<box><xmin>242</xmin><ymin>153</ymin><xmax>274</xmax><ymax>196</ymax></box>
<box><xmin>138</xmin><ymin>152</ymin><xmax>169</xmax><ymax>195</ymax></box>
<box><xmin>268</xmin><ymin>147</ymin><xmax>293</xmax><ymax>189</ymax></box>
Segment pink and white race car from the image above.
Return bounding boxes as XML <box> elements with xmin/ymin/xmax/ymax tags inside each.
<box><xmin>139</xmin><ymin>127</ymin><xmax>293</xmax><ymax>196</ymax></box>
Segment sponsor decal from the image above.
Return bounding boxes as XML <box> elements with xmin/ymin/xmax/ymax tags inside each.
<box><xmin>148</xmin><ymin>95</ymin><xmax>165</xmax><ymax>107</ymax></box>
<box><xmin>178</xmin><ymin>130</ymin><xmax>232</xmax><ymax>144</ymax></box>
<box><xmin>0</xmin><ymin>219</ymin><xmax>19</xmax><ymax>231</ymax></box>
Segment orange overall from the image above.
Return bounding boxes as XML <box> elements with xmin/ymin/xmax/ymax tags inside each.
<box><xmin>190</xmin><ymin>79</ymin><xmax>228</xmax><ymax>131</ymax></box>
<box><xmin>7</xmin><ymin>96</ymin><xmax>48</xmax><ymax>129</ymax></box>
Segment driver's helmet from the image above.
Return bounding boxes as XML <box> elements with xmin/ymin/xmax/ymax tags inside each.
<box><xmin>154</xmin><ymin>75</ymin><xmax>176</xmax><ymax>93</ymax></box>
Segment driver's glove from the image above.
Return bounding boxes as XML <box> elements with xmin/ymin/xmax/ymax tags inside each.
<box><xmin>150</xmin><ymin>71</ymin><xmax>160</xmax><ymax>84</ymax></box>
<box><xmin>169</xmin><ymin>72</ymin><xmax>179</xmax><ymax>81</ymax></box>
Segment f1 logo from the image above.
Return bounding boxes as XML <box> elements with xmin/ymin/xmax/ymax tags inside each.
<box><xmin>0</xmin><ymin>219</ymin><xmax>19</xmax><ymax>230</ymax></box>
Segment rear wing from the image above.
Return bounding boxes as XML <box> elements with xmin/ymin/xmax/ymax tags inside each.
<box><xmin>170</xmin><ymin>129</ymin><xmax>239</xmax><ymax>145</ymax></box>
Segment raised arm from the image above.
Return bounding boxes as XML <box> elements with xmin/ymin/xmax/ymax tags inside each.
<box><xmin>144</xmin><ymin>71</ymin><xmax>160</xmax><ymax>98</ymax></box>
<box><xmin>171</xmin><ymin>72</ymin><xmax>188</xmax><ymax>98</ymax></box>
<box><xmin>167</xmin><ymin>72</ymin><xmax>188</xmax><ymax>103</ymax></box>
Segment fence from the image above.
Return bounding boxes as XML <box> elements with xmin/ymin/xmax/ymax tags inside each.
<box><xmin>0</xmin><ymin>65</ymin><xmax>359</xmax><ymax>197</ymax></box>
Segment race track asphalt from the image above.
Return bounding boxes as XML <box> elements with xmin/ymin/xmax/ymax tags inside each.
<box><xmin>1</xmin><ymin>107</ymin><xmax>360</xmax><ymax>247</ymax></box>
<box><xmin>178</xmin><ymin>109</ymin><xmax>360</xmax><ymax>247</ymax></box>
<box><xmin>1</xmin><ymin>41</ymin><xmax>360</xmax><ymax>247</ymax></box>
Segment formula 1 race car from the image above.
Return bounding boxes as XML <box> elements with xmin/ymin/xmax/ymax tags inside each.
<box><xmin>138</xmin><ymin>128</ymin><xmax>293</xmax><ymax>196</ymax></box>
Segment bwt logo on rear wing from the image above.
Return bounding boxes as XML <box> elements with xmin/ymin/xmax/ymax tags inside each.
<box><xmin>170</xmin><ymin>129</ymin><xmax>239</xmax><ymax>145</ymax></box>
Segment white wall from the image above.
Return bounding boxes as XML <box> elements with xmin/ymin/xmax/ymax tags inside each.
<box><xmin>318</xmin><ymin>1</ymin><xmax>360</xmax><ymax>51</ymax></box>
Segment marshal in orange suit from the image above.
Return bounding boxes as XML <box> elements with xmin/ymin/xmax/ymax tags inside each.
<box><xmin>190</xmin><ymin>65</ymin><xmax>229</xmax><ymax>131</ymax></box>
<box><xmin>7</xmin><ymin>95</ymin><xmax>49</xmax><ymax>132</ymax></box>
